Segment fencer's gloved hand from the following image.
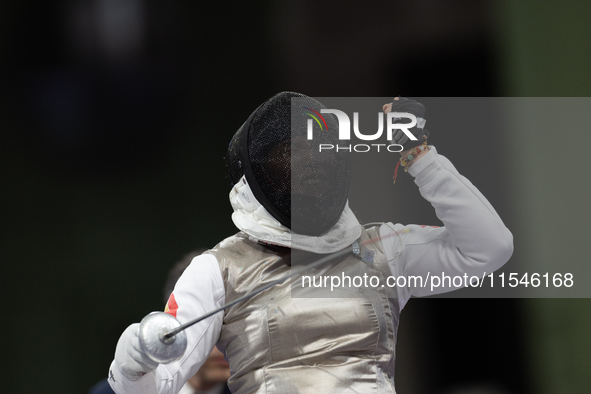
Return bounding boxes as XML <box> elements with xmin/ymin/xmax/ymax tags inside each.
<box><xmin>114</xmin><ymin>323</ymin><xmax>159</xmax><ymax>381</ymax></box>
<box><xmin>389</xmin><ymin>97</ymin><xmax>429</xmax><ymax>150</ymax></box>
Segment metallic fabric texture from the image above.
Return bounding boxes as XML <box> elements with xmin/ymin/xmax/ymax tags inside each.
<box><xmin>207</xmin><ymin>227</ymin><xmax>400</xmax><ymax>394</ymax></box>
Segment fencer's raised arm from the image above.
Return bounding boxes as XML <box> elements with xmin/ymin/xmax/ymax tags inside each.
<box><xmin>108</xmin><ymin>254</ymin><xmax>225</xmax><ymax>394</ymax></box>
<box><xmin>381</xmin><ymin>146</ymin><xmax>513</xmax><ymax>308</ymax></box>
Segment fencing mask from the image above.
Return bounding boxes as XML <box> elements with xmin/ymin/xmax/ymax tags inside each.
<box><xmin>227</xmin><ymin>92</ymin><xmax>350</xmax><ymax>236</ymax></box>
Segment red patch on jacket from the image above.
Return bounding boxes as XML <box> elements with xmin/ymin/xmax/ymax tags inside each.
<box><xmin>164</xmin><ymin>293</ymin><xmax>179</xmax><ymax>318</ymax></box>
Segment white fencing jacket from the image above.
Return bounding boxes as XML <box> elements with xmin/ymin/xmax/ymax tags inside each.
<box><xmin>108</xmin><ymin>146</ymin><xmax>513</xmax><ymax>394</ymax></box>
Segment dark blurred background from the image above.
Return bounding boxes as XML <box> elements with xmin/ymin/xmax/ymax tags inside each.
<box><xmin>1</xmin><ymin>1</ymin><xmax>591</xmax><ymax>393</ymax></box>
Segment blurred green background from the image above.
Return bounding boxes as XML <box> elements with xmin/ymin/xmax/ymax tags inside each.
<box><xmin>1</xmin><ymin>1</ymin><xmax>590</xmax><ymax>393</ymax></box>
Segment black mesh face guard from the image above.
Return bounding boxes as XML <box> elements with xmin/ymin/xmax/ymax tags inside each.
<box><xmin>227</xmin><ymin>123</ymin><xmax>244</xmax><ymax>187</ymax></box>
<box><xmin>289</xmin><ymin>100</ymin><xmax>350</xmax><ymax>235</ymax></box>
<box><xmin>227</xmin><ymin>92</ymin><xmax>350</xmax><ymax>236</ymax></box>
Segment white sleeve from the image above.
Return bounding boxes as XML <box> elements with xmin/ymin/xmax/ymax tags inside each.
<box><xmin>109</xmin><ymin>253</ymin><xmax>226</xmax><ymax>394</ymax></box>
<box><xmin>380</xmin><ymin>147</ymin><xmax>513</xmax><ymax>310</ymax></box>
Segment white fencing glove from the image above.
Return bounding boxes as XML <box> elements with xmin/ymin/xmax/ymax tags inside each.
<box><xmin>114</xmin><ymin>323</ymin><xmax>159</xmax><ymax>381</ymax></box>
